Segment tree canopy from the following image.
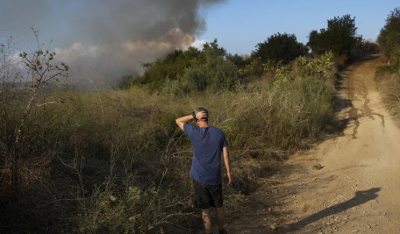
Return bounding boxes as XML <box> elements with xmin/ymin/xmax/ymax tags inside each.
<box><xmin>252</xmin><ymin>32</ymin><xmax>307</xmax><ymax>65</ymax></box>
<box><xmin>127</xmin><ymin>39</ymin><xmax>237</xmax><ymax>93</ymax></box>
<box><xmin>377</xmin><ymin>7</ymin><xmax>400</xmax><ymax>60</ymax></box>
<box><xmin>307</xmin><ymin>14</ymin><xmax>361</xmax><ymax>57</ymax></box>
<box><xmin>130</xmin><ymin>46</ymin><xmax>200</xmax><ymax>92</ymax></box>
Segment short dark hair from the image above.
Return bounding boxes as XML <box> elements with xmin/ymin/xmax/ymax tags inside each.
<box><xmin>196</xmin><ymin>107</ymin><xmax>208</xmax><ymax>121</ymax></box>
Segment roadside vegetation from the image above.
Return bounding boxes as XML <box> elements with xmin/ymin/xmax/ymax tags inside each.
<box><xmin>0</xmin><ymin>13</ymin><xmax>375</xmax><ymax>233</ymax></box>
<box><xmin>375</xmin><ymin>7</ymin><xmax>400</xmax><ymax>126</ymax></box>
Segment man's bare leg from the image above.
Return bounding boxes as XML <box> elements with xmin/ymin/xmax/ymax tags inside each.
<box><xmin>216</xmin><ymin>207</ymin><xmax>226</xmax><ymax>231</ymax></box>
<box><xmin>202</xmin><ymin>209</ymin><xmax>213</xmax><ymax>233</ymax></box>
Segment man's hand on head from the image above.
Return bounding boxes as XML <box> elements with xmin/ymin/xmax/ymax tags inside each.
<box><xmin>196</xmin><ymin>111</ymin><xmax>207</xmax><ymax>120</ymax></box>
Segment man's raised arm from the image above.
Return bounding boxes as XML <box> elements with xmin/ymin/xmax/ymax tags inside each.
<box><xmin>176</xmin><ymin>115</ymin><xmax>194</xmax><ymax>130</ymax></box>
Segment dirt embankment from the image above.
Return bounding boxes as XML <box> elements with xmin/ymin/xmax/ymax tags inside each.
<box><xmin>229</xmin><ymin>55</ymin><xmax>400</xmax><ymax>234</ymax></box>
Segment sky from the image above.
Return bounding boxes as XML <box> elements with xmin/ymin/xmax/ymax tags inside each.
<box><xmin>0</xmin><ymin>0</ymin><xmax>399</xmax><ymax>86</ymax></box>
<box><xmin>200</xmin><ymin>0</ymin><xmax>399</xmax><ymax>55</ymax></box>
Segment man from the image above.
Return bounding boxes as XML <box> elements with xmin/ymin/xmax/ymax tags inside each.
<box><xmin>176</xmin><ymin>107</ymin><xmax>231</xmax><ymax>234</ymax></box>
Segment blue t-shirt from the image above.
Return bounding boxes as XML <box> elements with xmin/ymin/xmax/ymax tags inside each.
<box><xmin>184</xmin><ymin>124</ymin><xmax>228</xmax><ymax>185</ymax></box>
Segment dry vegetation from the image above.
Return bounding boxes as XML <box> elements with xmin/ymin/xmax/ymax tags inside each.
<box><xmin>0</xmin><ymin>53</ymin><xmax>338</xmax><ymax>233</ymax></box>
<box><xmin>375</xmin><ymin>58</ymin><xmax>400</xmax><ymax>126</ymax></box>
<box><xmin>375</xmin><ymin>7</ymin><xmax>400</xmax><ymax>128</ymax></box>
<box><xmin>4</xmin><ymin>15</ymin><xmax>380</xmax><ymax>231</ymax></box>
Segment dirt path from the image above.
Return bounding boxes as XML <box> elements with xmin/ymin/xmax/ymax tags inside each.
<box><xmin>228</xmin><ymin>55</ymin><xmax>400</xmax><ymax>233</ymax></box>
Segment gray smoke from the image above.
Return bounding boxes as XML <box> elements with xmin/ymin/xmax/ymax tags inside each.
<box><xmin>0</xmin><ymin>0</ymin><xmax>225</xmax><ymax>87</ymax></box>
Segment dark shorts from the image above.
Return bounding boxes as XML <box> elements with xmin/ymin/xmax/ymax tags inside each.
<box><xmin>193</xmin><ymin>180</ymin><xmax>223</xmax><ymax>209</ymax></box>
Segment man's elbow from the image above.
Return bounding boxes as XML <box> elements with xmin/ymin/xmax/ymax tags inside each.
<box><xmin>223</xmin><ymin>147</ymin><xmax>229</xmax><ymax>154</ymax></box>
<box><xmin>176</xmin><ymin>120</ymin><xmax>184</xmax><ymax>130</ymax></box>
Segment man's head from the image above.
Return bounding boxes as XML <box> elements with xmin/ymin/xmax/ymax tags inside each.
<box><xmin>195</xmin><ymin>107</ymin><xmax>208</xmax><ymax>123</ymax></box>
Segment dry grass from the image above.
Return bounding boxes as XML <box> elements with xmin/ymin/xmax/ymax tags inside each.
<box><xmin>0</xmin><ymin>54</ymin><xmax>337</xmax><ymax>233</ymax></box>
<box><xmin>376</xmin><ymin>70</ymin><xmax>400</xmax><ymax>127</ymax></box>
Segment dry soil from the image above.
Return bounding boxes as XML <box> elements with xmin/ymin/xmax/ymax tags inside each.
<box><xmin>228</xmin><ymin>55</ymin><xmax>400</xmax><ymax>234</ymax></box>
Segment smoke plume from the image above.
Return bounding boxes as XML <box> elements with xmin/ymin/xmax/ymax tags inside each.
<box><xmin>0</xmin><ymin>0</ymin><xmax>225</xmax><ymax>86</ymax></box>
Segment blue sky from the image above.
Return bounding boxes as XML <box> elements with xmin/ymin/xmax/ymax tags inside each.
<box><xmin>0</xmin><ymin>0</ymin><xmax>399</xmax><ymax>82</ymax></box>
<box><xmin>200</xmin><ymin>0</ymin><xmax>399</xmax><ymax>55</ymax></box>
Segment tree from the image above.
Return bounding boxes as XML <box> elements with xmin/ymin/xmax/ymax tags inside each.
<box><xmin>116</xmin><ymin>73</ymin><xmax>138</xmax><ymax>90</ymax></box>
<box><xmin>180</xmin><ymin>39</ymin><xmax>237</xmax><ymax>92</ymax></box>
<box><xmin>377</xmin><ymin>7</ymin><xmax>400</xmax><ymax>61</ymax></box>
<box><xmin>131</xmin><ymin>39</ymin><xmax>237</xmax><ymax>93</ymax></box>
<box><xmin>226</xmin><ymin>53</ymin><xmax>247</xmax><ymax>69</ymax></box>
<box><xmin>10</xmin><ymin>29</ymin><xmax>69</xmax><ymax>196</ymax></box>
<box><xmin>362</xmin><ymin>41</ymin><xmax>379</xmax><ymax>54</ymax></box>
<box><xmin>307</xmin><ymin>29</ymin><xmax>330</xmax><ymax>55</ymax></box>
<box><xmin>327</xmin><ymin>14</ymin><xmax>359</xmax><ymax>56</ymax></box>
<box><xmin>252</xmin><ymin>33</ymin><xmax>307</xmax><ymax>65</ymax></box>
<box><xmin>308</xmin><ymin>14</ymin><xmax>360</xmax><ymax>57</ymax></box>
<box><xmin>131</xmin><ymin>47</ymin><xmax>200</xmax><ymax>92</ymax></box>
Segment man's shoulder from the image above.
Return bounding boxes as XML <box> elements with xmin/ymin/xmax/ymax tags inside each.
<box><xmin>184</xmin><ymin>123</ymin><xmax>202</xmax><ymax>134</ymax></box>
<box><xmin>209</xmin><ymin>126</ymin><xmax>226</xmax><ymax>136</ymax></box>
<box><xmin>183</xmin><ymin>123</ymin><xmax>194</xmax><ymax>132</ymax></box>
<box><xmin>209</xmin><ymin>125</ymin><xmax>223</xmax><ymax>132</ymax></box>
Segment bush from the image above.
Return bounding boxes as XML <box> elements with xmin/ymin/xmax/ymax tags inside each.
<box><xmin>252</xmin><ymin>32</ymin><xmax>307</xmax><ymax>65</ymax></box>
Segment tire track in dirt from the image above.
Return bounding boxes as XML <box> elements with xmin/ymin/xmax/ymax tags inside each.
<box><xmin>228</xmin><ymin>55</ymin><xmax>400</xmax><ymax>234</ymax></box>
<box><xmin>278</xmin><ymin>55</ymin><xmax>400</xmax><ymax>234</ymax></box>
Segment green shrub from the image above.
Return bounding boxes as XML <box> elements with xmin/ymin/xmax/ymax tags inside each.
<box><xmin>252</xmin><ymin>32</ymin><xmax>308</xmax><ymax>65</ymax></box>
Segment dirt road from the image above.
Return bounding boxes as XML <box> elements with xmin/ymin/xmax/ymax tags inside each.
<box><xmin>229</xmin><ymin>55</ymin><xmax>400</xmax><ymax>233</ymax></box>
